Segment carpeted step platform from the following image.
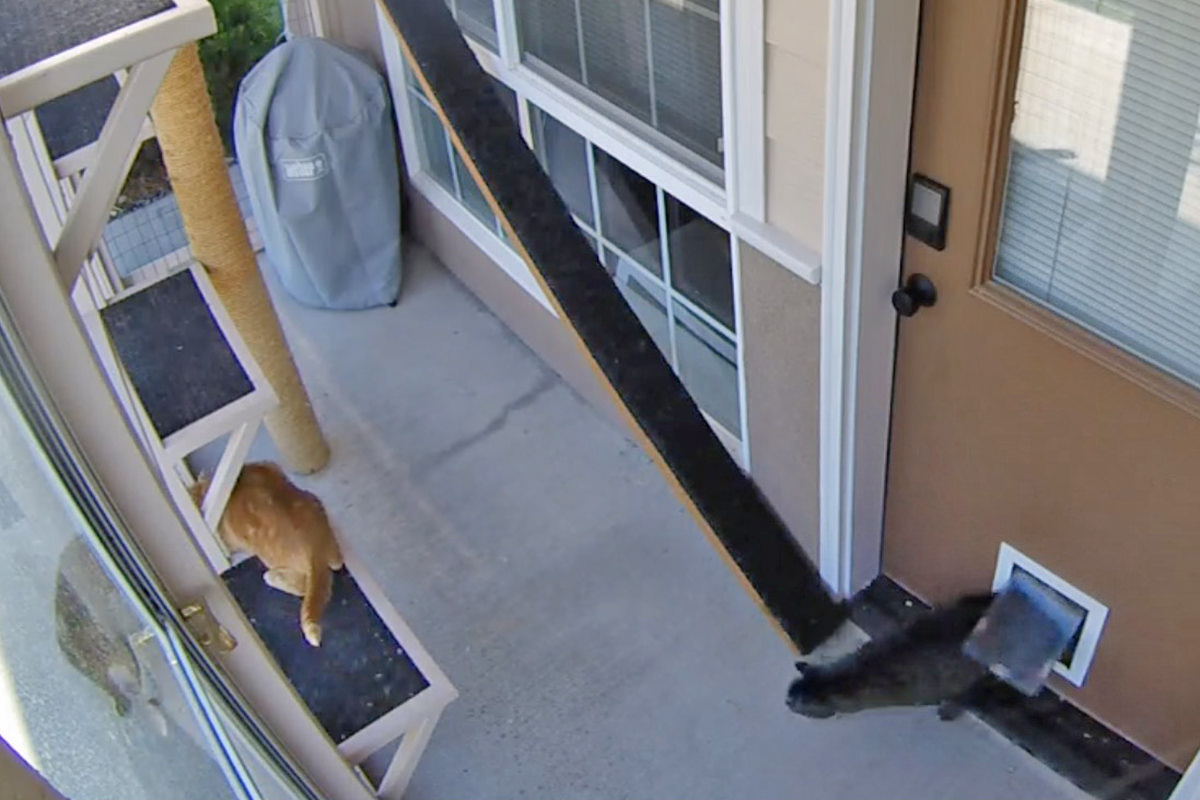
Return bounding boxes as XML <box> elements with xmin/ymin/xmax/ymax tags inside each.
<box><xmin>0</xmin><ymin>0</ymin><xmax>170</xmax><ymax>163</ymax></box>
<box><xmin>0</xmin><ymin>0</ymin><xmax>172</xmax><ymax>78</ymax></box>
<box><xmin>101</xmin><ymin>270</ymin><xmax>254</xmax><ymax>440</ymax></box>
<box><xmin>222</xmin><ymin>558</ymin><xmax>430</xmax><ymax>744</ymax></box>
<box><xmin>36</xmin><ymin>78</ymin><xmax>121</xmax><ymax>161</ymax></box>
<box><xmin>376</xmin><ymin>0</ymin><xmax>846</xmax><ymax>653</ymax></box>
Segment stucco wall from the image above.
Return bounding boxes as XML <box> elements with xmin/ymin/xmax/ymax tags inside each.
<box><xmin>739</xmin><ymin>243</ymin><xmax>822</xmax><ymax>559</ymax></box>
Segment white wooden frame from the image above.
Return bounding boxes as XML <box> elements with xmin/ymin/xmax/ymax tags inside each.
<box><xmin>71</xmin><ymin>258</ymin><xmax>454</xmax><ymax>800</ymax></box>
<box><xmin>54</xmin><ymin>118</ymin><xmax>158</xmax><ymax>180</ymax></box>
<box><xmin>8</xmin><ymin>94</ymin><xmax>150</xmax><ymax>303</ymax></box>
<box><xmin>52</xmin><ymin>50</ymin><xmax>177</xmax><ymax>291</ymax></box>
<box><xmin>0</xmin><ymin>0</ymin><xmax>216</xmax><ymax>295</ymax></box>
<box><xmin>0</xmin><ymin>112</ymin><xmax>377</xmax><ymax>800</ymax></box>
<box><xmin>0</xmin><ymin>0</ymin><xmax>214</xmax><ymax>117</ymax></box>
<box><xmin>8</xmin><ymin>64</ymin><xmax>160</xmax><ymax>300</ymax></box>
<box><xmin>334</xmin><ymin>544</ymin><xmax>458</xmax><ymax>799</ymax></box>
<box><xmin>818</xmin><ymin>0</ymin><xmax>921</xmax><ymax>596</ymax></box>
<box><xmin>74</xmin><ymin>261</ymin><xmax>278</xmax><ymax>573</ymax></box>
<box><xmin>4</xmin><ymin>108</ymin><xmax>458</xmax><ymax>800</ymax></box>
<box><xmin>8</xmin><ymin>48</ymin><xmax>274</xmax><ymax>544</ymax></box>
<box><xmin>991</xmin><ymin>543</ymin><xmax>1109</xmax><ymax>688</ymax></box>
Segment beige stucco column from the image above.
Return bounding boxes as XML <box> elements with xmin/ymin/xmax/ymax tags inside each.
<box><xmin>150</xmin><ymin>43</ymin><xmax>329</xmax><ymax>473</ymax></box>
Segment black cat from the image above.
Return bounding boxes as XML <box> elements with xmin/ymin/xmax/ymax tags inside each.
<box><xmin>787</xmin><ymin>593</ymin><xmax>996</xmax><ymax>720</ymax></box>
<box><xmin>54</xmin><ymin>535</ymin><xmax>164</xmax><ymax>730</ymax></box>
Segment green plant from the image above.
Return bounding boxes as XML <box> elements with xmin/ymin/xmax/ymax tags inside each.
<box><xmin>198</xmin><ymin>0</ymin><xmax>283</xmax><ymax>154</ymax></box>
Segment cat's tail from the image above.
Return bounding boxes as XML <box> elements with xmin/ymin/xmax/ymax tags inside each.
<box><xmin>301</xmin><ymin>555</ymin><xmax>332</xmax><ymax>647</ymax></box>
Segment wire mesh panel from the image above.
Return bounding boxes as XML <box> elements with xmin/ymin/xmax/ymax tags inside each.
<box><xmin>90</xmin><ymin>0</ymin><xmax>294</xmax><ymax>292</ymax></box>
<box><xmin>102</xmin><ymin>159</ymin><xmax>261</xmax><ymax>287</ymax></box>
<box><xmin>279</xmin><ymin>0</ymin><xmax>323</xmax><ymax>38</ymax></box>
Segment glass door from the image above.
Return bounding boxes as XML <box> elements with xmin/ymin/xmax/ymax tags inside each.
<box><xmin>0</xmin><ymin>126</ymin><xmax>365</xmax><ymax>800</ymax></box>
<box><xmin>0</xmin><ymin>310</ymin><xmax>314</xmax><ymax>800</ymax></box>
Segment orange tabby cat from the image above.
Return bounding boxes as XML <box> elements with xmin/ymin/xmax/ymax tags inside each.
<box><xmin>191</xmin><ymin>462</ymin><xmax>343</xmax><ymax>646</ymax></box>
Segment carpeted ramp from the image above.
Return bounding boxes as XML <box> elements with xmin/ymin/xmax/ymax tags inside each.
<box><xmin>376</xmin><ymin>0</ymin><xmax>846</xmax><ymax>653</ymax></box>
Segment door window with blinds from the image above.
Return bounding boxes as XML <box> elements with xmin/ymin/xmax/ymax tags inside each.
<box><xmin>514</xmin><ymin>0</ymin><xmax>724</xmax><ymax>175</ymax></box>
<box><xmin>996</xmin><ymin>0</ymin><xmax>1200</xmax><ymax>388</ymax></box>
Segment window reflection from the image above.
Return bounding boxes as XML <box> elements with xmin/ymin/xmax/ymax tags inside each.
<box><xmin>594</xmin><ymin>148</ymin><xmax>662</xmax><ymax>275</ymax></box>
<box><xmin>532</xmin><ymin>107</ymin><xmax>594</xmax><ymax>226</ymax></box>
<box><xmin>665</xmin><ymin>195</ymin><xmax>733</xmax><ymax>329</ymax></box>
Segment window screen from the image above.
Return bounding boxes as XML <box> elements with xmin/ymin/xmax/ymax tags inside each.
<box><xmin>515</xmin><ymin>0</ymin><xmax>723</xmax><ymax>172</ymax></box>
<box><xmin>996</xmin><ymin>0</ymin><xmax>1200</xmax><ymax>388</ymax></box>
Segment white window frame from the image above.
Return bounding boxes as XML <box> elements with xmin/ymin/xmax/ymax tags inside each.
<box><xmin>558</xmin><ymin>128</ymin><xmax>744</xmax><ymax>445</ymax></box>
<box><xmin>818</xmin><ymin>0</ymin><xmax>920</xmax><ymax>596</ymax></box>
<box><xmin>380</xmin><ymin>1</ymin><xmax>757</xmax><ymax>461</ymax></box>
<box><xmin>379</xmin><ymin>25</ymin><xmax>556</xmax><ymax>314</ymax></box>
<box><xmin>397</xmin><ymin>0</ymin><xmax>819</xmax><ymax>275</ymax></box>
<box><xmin>723</xmin><ymin>0</ymin><xmax>764</xmax><ymax>221</ymax></box>
<box><xmin>466</xmin><ymin>35</ymin><xmax>728</xmax><ymax>226</ymax></box>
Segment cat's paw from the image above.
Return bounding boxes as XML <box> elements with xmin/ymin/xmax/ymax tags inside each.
<box><xmin>303</xmin><ymin>622</ymin><xmax>322</xmax><ymax>647</ymax></box>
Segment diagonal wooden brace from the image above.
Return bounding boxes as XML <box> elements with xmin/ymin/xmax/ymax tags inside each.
<box><xmin>52</xmin><ymin>49</ymin><xmax>175</xmax><ymax>292</ymax></box>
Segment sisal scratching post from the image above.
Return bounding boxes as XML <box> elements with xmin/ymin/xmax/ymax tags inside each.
<box><xmin>150</xmin><ymin>44</ymin><xmax>329</xmax><ymax>474</ymax></box>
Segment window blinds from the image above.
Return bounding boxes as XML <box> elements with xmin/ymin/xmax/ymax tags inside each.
<box><xmin>997</xmin><ymin>0</ymin><xmax>1200</xmax><ymax>388</ymax></box>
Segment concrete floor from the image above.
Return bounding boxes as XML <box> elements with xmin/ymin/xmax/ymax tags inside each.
<box><xmin>238</xmin><ymin>243</ymin><xmax>1090</xmax><ymax>800</ymax></box>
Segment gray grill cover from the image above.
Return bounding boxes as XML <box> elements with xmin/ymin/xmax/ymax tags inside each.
<box><xmin>234</xmin><ymin>38</ymin><xmax>401</xmax><ymax>309</ymax></box>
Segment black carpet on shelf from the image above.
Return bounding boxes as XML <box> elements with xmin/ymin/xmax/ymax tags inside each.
<box><xmin>222</xmin><ymin>558</ymin><xmax>430</xmax><ymax>744</ymax></box>
<box><xmin>36</xmin><ymin>78</ymin><xmax>120</xmax><ymax>160</ymax></box>
<box><xmin>376</xmin><ymin>0</ymin><xmax>846</xmax><ymax>653</ymax></box>
<box><xmin>0</xmin><ymin>0</ymin><xmax>172</xmax><ymax>77</ymax></box>
<box><xmin>101</xmin><ymin>270</ymin><xmax>254</xmax><ymax>440</ymax></box>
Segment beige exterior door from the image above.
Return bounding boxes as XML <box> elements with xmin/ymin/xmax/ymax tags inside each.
<box><xmin>884</xmin><ymin>0</ymin><xmax>1200</xmax><ymax>767</ymax></box>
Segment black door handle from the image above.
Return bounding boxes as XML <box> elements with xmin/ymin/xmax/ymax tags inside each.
<box><xmin>891</xmin><ymin>273</ymin><xmax>938</xmax><ymax>317</ymax></box>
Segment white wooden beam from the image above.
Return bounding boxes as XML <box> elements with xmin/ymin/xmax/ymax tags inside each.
<box><xmin>201</xmin><ymin>420</ymin><xmax>261</xmax><ymax>529</ymax></box>
<box><xmin>52</xmin><ymin>51</ymin><xmax>175</xmax><ymax>292</ymax></box>
<box><xmin>377</xmin><ymin>710</ymin><xmax>441</xmax><ymax>800</ymax></box>
<box><xmin>54</xmin><ymin>118</ymin><xmax>156</xmax><ymax>179</ymax></box>
<box><xmin>0</xmin><ymin>0</ymin><xmax>214</xmax><ymax>117</ymax></box>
